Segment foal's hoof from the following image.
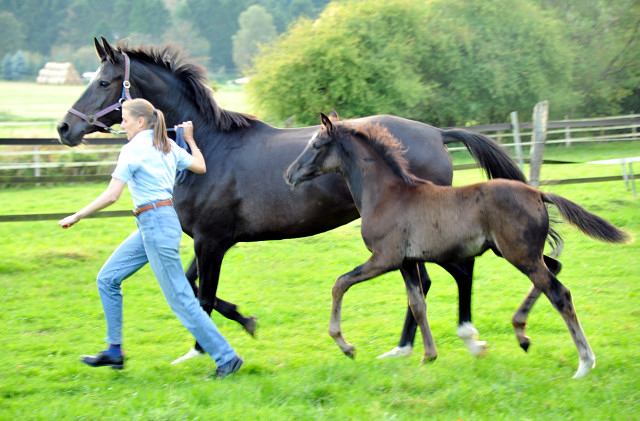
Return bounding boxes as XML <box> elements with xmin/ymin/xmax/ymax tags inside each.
<box><xmin>573</xmin><ymin>355</ymin><xmax>596</xmax><ymax>379</ymax></box>
<box><xmin>420</xmin><ymin>354</ymin><xmax>437</xmax><ymax>365</ymax></box>
<box><xmin>518</xmin><ymin>337</ymin><xmax>531</xmax><ymax>352</ymax></box>
<box><xmin>243</xmin><ymin>315</ymin><xmax>257</xmax><ymax>337</ymax></box>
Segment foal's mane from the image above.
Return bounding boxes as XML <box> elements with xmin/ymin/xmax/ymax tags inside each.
<box><xmin>115</xmin><ymin>41</ymin><xmax>256</xmax><ymax>131</ymax></box>
<box><xmin>341</xmin><ymin>122</ymin><xmax>426</xmax><ymax>186</ymax></box>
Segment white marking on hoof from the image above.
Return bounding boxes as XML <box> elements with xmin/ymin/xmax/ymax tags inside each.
<box><xmin>171</xmin><ymin>348</ymin><xmax>206</xmax><ymax>365</ymax></box>
<box><xmin>457</xmin><ymin>322</ymin><xmax>487</xmax><ymax>357</ymax></box>
<box><xmin>376</xmin><ymin>345</ymin><xmax>413</xmax><ymax>359</ymax></box>
<box><xmin>573</xmin><ymin>355</ymin><xmax>596</xmax><ymax>379</ymax></box>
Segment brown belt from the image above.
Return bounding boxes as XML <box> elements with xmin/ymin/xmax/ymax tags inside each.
<box><xmin>133</xmin><ymin>200</ymin><xmax>173</xmax><ymax>216</ymax></box>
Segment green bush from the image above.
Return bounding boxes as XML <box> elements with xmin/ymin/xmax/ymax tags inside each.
<box><xmin>248</xmin><ymin>0</ymin><xmax>574</xmax><ymax>126</ymax></box>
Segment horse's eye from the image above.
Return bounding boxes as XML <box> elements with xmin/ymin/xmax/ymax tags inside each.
<box><xmin>99</xmin><ymin>80</ymin><xmax>110</xmax><ymax>88</ymax></box>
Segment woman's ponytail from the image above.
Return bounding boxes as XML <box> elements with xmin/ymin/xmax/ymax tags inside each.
<box><xmin>122</xmin><ymin>99</ymin><xmax>171</xmax><ymax>154</ymax></box>
<box><xmin>152</xmin><ymin>108</ymin><xmax>170</xmax><ymax>154</ymax></box>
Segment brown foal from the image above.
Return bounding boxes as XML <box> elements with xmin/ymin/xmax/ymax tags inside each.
<box><xmin>285</xmin><ymin>113</ymin><xmax>629</xmax><ymax>378</ymax></box>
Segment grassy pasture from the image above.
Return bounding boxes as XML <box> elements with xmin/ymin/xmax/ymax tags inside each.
<box><xmin>1</xmin><ymin>161</ymin><xmax>639</xmax><ymax>420</ymax></box>
<box><xmin>1</xmin><ymin>81</ymin><xmax>639</xmax><ymax>419</ymax></box>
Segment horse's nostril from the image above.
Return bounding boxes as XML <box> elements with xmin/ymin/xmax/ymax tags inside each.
<box><xmin>57</xmin><ymin>121</ymin><xmax>68</xmax><ymax>137</ymax></box>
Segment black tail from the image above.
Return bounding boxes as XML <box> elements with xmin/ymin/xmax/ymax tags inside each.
<box><xmin>440</xmin><ymin>129</ymin><xmax>527</xmax><ymax>183</ymax></box>
<box><xmin>542</xmin><ymin>193</ymin><xmax>629</xmax><ymax>244</ymax></box>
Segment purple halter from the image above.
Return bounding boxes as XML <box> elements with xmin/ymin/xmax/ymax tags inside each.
<box><xmin>67</xmin><ymin>53</ymin><xmax>133</xmax><ymax>134</ymax></box>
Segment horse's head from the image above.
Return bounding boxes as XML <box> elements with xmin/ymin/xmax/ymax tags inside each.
<box><xmin>285</xmin><ymin>112</ymin><xmax>342</xmax><ymax>187</ymax></box>
<box><xmin>57</xmin><ymin>37</ymin><xmax>134</xmax><ymax>146</ymax></box>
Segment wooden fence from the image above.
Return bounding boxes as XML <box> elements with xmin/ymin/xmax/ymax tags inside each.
<box><xmin>1</xmin><ymin>113</ymin><xmax>638</xmax><ymax>222</ymax></box>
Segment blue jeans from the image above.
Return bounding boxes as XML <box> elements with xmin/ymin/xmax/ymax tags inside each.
<box><xmin>96</xmin><ymin>204</ymin><xmax>237</xmax><ymax>366</ymax></box>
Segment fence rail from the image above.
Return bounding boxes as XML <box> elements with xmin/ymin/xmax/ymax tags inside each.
<box><xmin>1</xmin><ymin>113</ymin><xmax>639</xmax><ymax>222</ymax></box>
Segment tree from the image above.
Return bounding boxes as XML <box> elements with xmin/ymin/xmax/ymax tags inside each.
<box><xmin>248</xmin><ymin>0</ymin><xmax>574</xmax><ymax>126</ymax></box>
<box><xmin>535</xmin><ymin>0</ymin><xmax>640</xmax><ymax>116</ymax></box>
<box><xmin>232</xmin><ymin>5</ymin><xmax>277</xmax><ymax>71</ymax></box>
<box><xmin>8</xmin><ymin>0</ymin><xmax>70</xmax><ymax>54</ymax></box>
<box><xmin>180</xmin><ymin>0</ymin><xmax>250</xmax><ymax>71</ymax></box>
<box><xmin>2</xmin><ymin>50</ymin><xmax>27</xmax><ymax>80</ymax></box>
<box><xmin>128</xmin><ymin>0</ymin><xmax>170</xmax><ymax>39</ymax></box>
<box><xmin>57</xmin><ymin>0</ymin><xmax>116</xmax><ymax>49</ymax></box>
<box><xmin>0</xmin><ymin>12</ymin><xmax>25</xmax><ymax>60</ymax></box>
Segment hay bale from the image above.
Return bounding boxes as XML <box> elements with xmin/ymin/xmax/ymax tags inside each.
<box><xmin>36</xmin><ymin>62</ymin><xmax>83</xmax><ymax>85</ymax></box>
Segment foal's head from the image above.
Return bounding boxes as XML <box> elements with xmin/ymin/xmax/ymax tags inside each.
<box><xmin>285</xmin><ymin>112</ymin><xmax>424</xmax><ymax>187</ymax></box>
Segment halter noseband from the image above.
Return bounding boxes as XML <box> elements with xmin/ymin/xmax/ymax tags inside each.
<box><xmin>67</xmin><ymin>53</ymin><xmax>133</xmax><ymax>134</ymax></box>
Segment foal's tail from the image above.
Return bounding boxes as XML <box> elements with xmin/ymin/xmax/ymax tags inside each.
<box><xmin>440</xmin><ymin>129</ymin><xmax>527</xmax><ymax>183</ymax></box>
<box><xmin>542</xmin><ymin>193</ymin><xmax>630</xmax><ymax>244</ymax></box>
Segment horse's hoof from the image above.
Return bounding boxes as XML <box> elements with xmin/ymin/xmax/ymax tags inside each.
<box><xmin>170</xmin><ymin>348</ymin><xmax>206</xmax><ymax>365</ymax></box>
<box><xmin>377</xmin><ymin>345</ymin><xmax>413</xmax><ymax>359</ymax></box>
<box><xmin>244</xmin><ymin>315</ymin><xmax>257</xmax><ymax>337</ymax></box>
<box><xmin>519</xmin><ymin>337</ymin><xmax>531</xmax><ymax>352</ymax></box>
<box><xmin>470</xmin><ymin>341</ymin><xmax>488</xmax><ymax>358</ymax></box>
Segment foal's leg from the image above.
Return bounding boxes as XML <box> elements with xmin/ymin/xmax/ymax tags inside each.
<box><xmin>525</xmin><ymin>259</ymin><xmax>595</xmax><ymax>378</ymax></box>
<box><xmin>401</xmin><ymin>261</ymin><xmax>438</xmax><ymax>363</ymax></box>
<box><xmin>512</xmin><ymin>256</ymin><xmax>561</xmax><ymax>351</ymax></box>
<box><xmin>377</xmin><ymin>261</ymin><xmax>431</xmax><ymax>359</ymax></box>
<box><xmin>329</xmin><ymin>255</ymin><xmax>397</xmax><ymax>358</ymax></box>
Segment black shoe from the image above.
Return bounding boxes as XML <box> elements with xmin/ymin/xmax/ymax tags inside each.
<box><xmin>216</xmin><ymin>355</ymin><xmax>243</xmax><ymax>378</ymax></box>
<box><xmin>81</xmin><ymin>351</ymin><xmax>124</xmax><ymax>370</ymax></box>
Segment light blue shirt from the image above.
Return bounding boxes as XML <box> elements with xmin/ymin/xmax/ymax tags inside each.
<box><xmin>111</xmin><ymin>129</ymin><xmax>193</xmax><ymax>208</ymax></box>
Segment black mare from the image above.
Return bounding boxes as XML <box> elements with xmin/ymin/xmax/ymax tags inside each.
<box><xmin>57</xmin><ymin>38</ymin><xmax>527</xmax><ymax>360</ymax></box>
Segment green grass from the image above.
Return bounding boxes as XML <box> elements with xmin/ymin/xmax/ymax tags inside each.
<box><xmin>2</xmin><ymin>81</ymin><xmax>639</xmax><ymax>419</ymax></box>
<box><xmin>1</xmin><ymin>157</ymin><xmax>639</xmax><ymax>419</ymax></box>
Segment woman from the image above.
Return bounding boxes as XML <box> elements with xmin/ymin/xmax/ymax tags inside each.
<box><xmin>59</xmin><ymin>98</ymin><xmax>243</xmax><ymax>378</ymax></box>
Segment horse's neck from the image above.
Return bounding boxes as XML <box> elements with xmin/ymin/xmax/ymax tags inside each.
<box><xmin>133</xmin><ymin>68</ymin><xmax>204</xmax><ymax>128</ymax></box>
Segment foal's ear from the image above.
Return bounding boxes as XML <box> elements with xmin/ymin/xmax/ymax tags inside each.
<box><xmin>94</xmin><ymin>37</ymin><xmax>107</xmax><ymax>62</ymax></box>
<box><xmin>320</xmin><ymin>112</ymin><xmax>334</xmax><ymax>132</ymax></box>
<box><xmin>329</xmin><ymin>109</ymin><xmax>339</xmax><ymax>121</ymax></box>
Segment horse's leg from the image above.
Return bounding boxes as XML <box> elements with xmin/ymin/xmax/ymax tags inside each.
<box><xmin>523</xmin><ymin>258</ymin><xmax>595</xmax><ymax>378</ymax></box>
<box><xmin>171</xmin><ymin>240</ymin><xmax>256</xmax><ymax>364</ymax></box>
<box><xmin>377</xmin><ymin>261</ymin><xmax>431</xmax><ymax>359</ymax></box>
<box><xmin>440</xmin><ymin>260</ymin><xmax>486</xmax><ymax>357</ymax></box>
<box><xmin>329</xmin><ymin>255</ymin><xmax>396</xmax><ymax>358</ymax></box>
<box><xmin>511</xmin><ymin>256</ymin><xmax>561</xmax><ymax>352</ymax></box>
<box><xmin>401</xmin><ymin>261</ymin><xmax>438</xmax><ymax>363</ymax></box>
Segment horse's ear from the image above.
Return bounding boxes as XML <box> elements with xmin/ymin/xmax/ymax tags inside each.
<box><xmin>101</xmin><ymin>36</ymin><xmax>118</xmax><ymax>63</ymax></box>
<box><xmin>94</xmin><ymin>37</ymin><xmax>107</xmax><ymax>62</ymax></box>
<box><xmin>320</xmin><ymin>112</ymin><xmax>333</xmax><ymax>132</ymax></box>
<box><xmin>329</xmin><ymin>109</ymin><xmax>339</xmax><ymax>121</ymax></box>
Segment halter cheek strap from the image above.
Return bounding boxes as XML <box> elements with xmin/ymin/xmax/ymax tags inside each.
<box><xmin>67</xmin><ymin>53</ymin><xmax>133</xmax><ymax>134</ymax></box>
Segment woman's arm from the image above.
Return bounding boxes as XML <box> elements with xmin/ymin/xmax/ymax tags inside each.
<box><xmin>58</xmin><ymin>177</ymin><xmax>127</xmax><ymax>228</ymax></box>
<box><xmin>178</xmin><ymin>121</ymin><xmax>206</xmax><ymax>174</ymax></box>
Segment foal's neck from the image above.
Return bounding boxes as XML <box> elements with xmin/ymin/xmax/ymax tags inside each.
<box><xmin>339</xmin><ymin>137</ymin><xmax>410</xmax><ymax>214</ymax></box>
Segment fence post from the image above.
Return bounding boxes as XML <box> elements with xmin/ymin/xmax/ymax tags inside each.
<box><xmin>33</xmin><ymin>145</ymin><xmax>40</xmax><ymax>177</ymax></box>
<box><xmin>529</xmin><ymin>100</ymin><xmax>549</xmax><ymax>187</ymax></box>
<box><xmin>510</xmin><ymin>111</ymin><xmax>525</xmax><ymax>171</ymax></box>
<box><xmin>564</xmin><ymin>115</ymin><xmax>572</xmax><ymax>147</ymax></box>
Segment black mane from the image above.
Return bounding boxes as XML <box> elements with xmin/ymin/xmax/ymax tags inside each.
<box><xmin>116</xmin><ymin>41</ymin><xmax>256</xmax><ymax>132</ymax></box>
<box><xmin>341</xmin><ymin>122</ymin><xmax>426</xmax><ymax>186</ymax></box>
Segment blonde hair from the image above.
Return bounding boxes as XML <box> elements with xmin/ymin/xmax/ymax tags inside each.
<box><xmin>122</xmin><ymin>98</ymin><xmax>170</xmax><ymax>154</ymax></box>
